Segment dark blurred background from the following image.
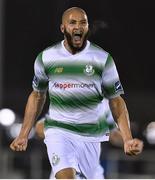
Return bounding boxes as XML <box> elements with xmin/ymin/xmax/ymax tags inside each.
<box><xmin>0</xmin><ymin>0</ymin><xmax>155</xmax><ymax>178</ymax></box>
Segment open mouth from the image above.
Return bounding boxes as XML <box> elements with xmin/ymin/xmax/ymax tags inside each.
<box><xmin>73</xmin><ymin>32</ymin><xmax>82</xmax><ymax>42</ymax></box>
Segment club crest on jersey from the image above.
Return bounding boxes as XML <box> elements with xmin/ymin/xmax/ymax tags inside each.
<box><xmin>84</xmin><ymin>64</ymin><xmax>95</xmax><ymax>76</ymax></box>
<box><xmin>51</xmin><ymin>153</ymin><xmax>60</xmax><ymax>166</ymax></box>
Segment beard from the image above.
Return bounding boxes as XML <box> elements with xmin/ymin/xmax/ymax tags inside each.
<box><xmin>64</xmin><ymin>28</ymin><xmax>89</xmax><ymax>53</ymax></box>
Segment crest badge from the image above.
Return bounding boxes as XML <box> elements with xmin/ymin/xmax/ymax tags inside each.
<box><xmin>84</xmin><ymin>64</ymin><xmax>95</xmax><ymax>76</ymax></box>
<box><xmin>51</xmin><ymin>153</ymin><xmax>60</xmax><ymax>166</ymax></box>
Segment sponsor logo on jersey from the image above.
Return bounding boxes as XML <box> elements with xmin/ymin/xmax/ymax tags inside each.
<box><xmin>51</xmin><ymin>153</ymin><xmax>60</xmax><ymax>166</ymax></box>
<box><xmin>54</xmin><ymin>67</ymin><xmax>63</xmax><ymax>73</ymax></box>
<box><xmin>53</xmin><ymin>82</ymin><xmax>95</xmax><ymax>90</ymax></box>
<box><xmin>84</xmin><ymin>64</ymin><xmax>95</xmax><ymax>76</ymax></box>
<box><xmin>114</xmin><ymin>81</ymin><xmax>123</xmax><ymax>92</ymax></box>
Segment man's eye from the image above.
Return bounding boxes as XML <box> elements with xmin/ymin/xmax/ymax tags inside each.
<box><xmin>81</xmin><ymin>21</ymin><xmax>87</xmax><ymax>24</ymax></box>
<box><xmin>69</xmin><ymin>21</ymin><xmax>76</xmax><ymax>24</ymax></box>
<box><xmin>80</xmin><ymin>21</ymin><xmax>87</xmax><ymax>25</ymax></box>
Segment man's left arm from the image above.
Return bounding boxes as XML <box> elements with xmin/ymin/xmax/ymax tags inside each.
<box><xmin>109</xmin><ymin>96</ymin><xmax>143</xmax><ymax>155</ymax></box>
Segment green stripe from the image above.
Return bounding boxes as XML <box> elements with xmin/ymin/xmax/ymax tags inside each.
<box><xmin>37</xmin><ymin>52</ymin><xmax>43</xmax><ymax>62</ymax></box>
<box><xmin>49</xmin><ymin>94</ymin><xmax>103</xmax><ymax>108</ymax></box>
<box><xmin>33</xmin><ymin>52</ymin><xmax>48</xmax><ymax>90</ymax></box>
<box><xmin>44</xmin><ymin>118</ymin><xmax>109</xmax><ymax>135</ymax></box>
<box><xmin>105</xmin><ymin>54</ymin><xmax>113</xmax><ymax>67</ymax></box>
<box><xmin>37</xmin><ymin>81</ymin><xmax>48</xmax><ymax>89</ymax></box>
<box><xmin>104</xmin><ymin>83</ymin><xmax>124</xmax><ymax>97</ymax></box>
<box><xmin>46</xmin><ymin>63</ymin><xmax>102</xmax><ymax>76</ymax></box>
<box><xmin>104</xmin><ymin>84</ymin><xmax>116</xmax><ymax>97</ymax></box>
<box><xmin>108</xmin><ymin>123</ymin><xmax>116</xmax><ymax>130</ymax></box>
<box><xmin>33</xmin><ymin>80</ymin><xmax>48</xmax><ymax>91</ymax></box>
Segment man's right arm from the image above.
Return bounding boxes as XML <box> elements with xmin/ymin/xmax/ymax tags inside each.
<box><xmin>10</xmin><ymin>90</ymin><xmax>46</xmax><ymax>151</ymax></box>
<box><xmin>109</xmin><ymin>96</ymin><xmax>143</xmax><ymax>155</ymax></box>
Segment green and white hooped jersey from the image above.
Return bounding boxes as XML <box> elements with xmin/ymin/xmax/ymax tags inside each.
<box><xmin>32</xmin><ymin>40</ymin><xmax>124</xmax><ymax>142</ymax></box>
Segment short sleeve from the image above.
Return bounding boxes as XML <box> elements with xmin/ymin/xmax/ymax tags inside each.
<box><xmin>32</xmin><ymin>52</ymin><xmax>48</xmax><ymax>92</ymax></box>
<box><xmin>102</xmin><ymin>54</ymin><xmax>124</xmax><ymax>98</ymax></box>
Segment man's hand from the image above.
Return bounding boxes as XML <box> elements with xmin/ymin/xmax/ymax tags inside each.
<box><xmin>124</xmin><ymin>138</ymin><xmax>143</xmax><ymax>156</ymax></box>
<box><xmin>10</xmin><ymin>136</ymin><xmax>28</xmax><ymax>151</ymax></box>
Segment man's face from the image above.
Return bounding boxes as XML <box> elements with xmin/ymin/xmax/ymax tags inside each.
<box><xmin>61</xmin><ymin>10</ymin><xmax>89</xmax><ymax>51</ymax></box>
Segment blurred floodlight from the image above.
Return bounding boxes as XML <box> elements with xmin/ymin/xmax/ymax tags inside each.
<box><xmin>9</xmin><ymin>123</ymin><xmax>22</xmax><ymax>138</ymax></box>
<box><xmin>145</xmin><ymin>121</ymin><xmax>155</xmax><ymax>144</ymax></box>
<box><xmin>0</xmin><ymin>108</ymin><xmax>16</xmax><ymax>126</ymax></box>
<box><xmin>9</xmin><ymin>123</ymin><xmax>35</xmax><ymax>139</ymax></box>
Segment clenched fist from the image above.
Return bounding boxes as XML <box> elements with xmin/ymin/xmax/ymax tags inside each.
<box><xmin>10</xmin><ymin>136</ymin><xmax>28</xmax><ymax>151</ymax></box>
<box><xmin>124</xmin><ymin>138</ymin><xmax>143</xmax><ymax>156</ymax></box>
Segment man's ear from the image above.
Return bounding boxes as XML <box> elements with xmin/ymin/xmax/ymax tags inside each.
<box><xmin>60</xmin><ymin>24</ymin><xmax>64</xmax><ymax>33</ymax></box>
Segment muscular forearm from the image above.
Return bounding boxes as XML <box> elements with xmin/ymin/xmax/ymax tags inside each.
<box><xmin>109</xmin><ymin>96</ymin><xmax>133</xmax><ymax>142</ymax></box>
<box><xmin>19</xmin><ymin>90</ymin><xmax>46</xmax><ymax>138</ymax></box>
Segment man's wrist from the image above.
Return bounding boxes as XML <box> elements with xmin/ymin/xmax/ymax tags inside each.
<box><xmin>123</xmin><ymin>135</ymin><xmax>133</xmax><ymax>143</ymax></box>
<box><xmin>19</xmin><ymin>131</ymin><xmax>29</xmax><ymax>139</ymax></box>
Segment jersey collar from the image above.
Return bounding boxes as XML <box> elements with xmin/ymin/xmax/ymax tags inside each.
<box><xmin>61</xmin><ymin>40</ymin><xmax>90</xmax><ymax>56</ymax></box>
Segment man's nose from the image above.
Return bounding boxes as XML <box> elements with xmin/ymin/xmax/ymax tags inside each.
<box><xmin>74</xmin><ymin>22</ymin><xmax>81</xmax><ymax>29</ymax></box>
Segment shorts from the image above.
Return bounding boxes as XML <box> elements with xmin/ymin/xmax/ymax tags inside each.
<box><xmin>44</xmin><ymin>128</ymin><xmax>101</xmax><ymax>179</ymax></box>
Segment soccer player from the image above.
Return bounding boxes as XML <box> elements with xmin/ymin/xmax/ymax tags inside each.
<box><xmin>10</xmin><ymin>7</ymin><xmax>143</xmax><ymax>179</ymax></box>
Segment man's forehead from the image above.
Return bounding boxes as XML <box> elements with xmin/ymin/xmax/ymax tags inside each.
<box><xmin>62</xmin><ymin>8</ymin><xmax>88</xmax><ymax>23</ymax></box>
<box><xmin>67</xmin><ymin>13</ymin><xmax>88</xmax><ymax>21</ymax></box>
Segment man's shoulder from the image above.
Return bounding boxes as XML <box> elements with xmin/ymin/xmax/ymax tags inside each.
<box><xmin>88</xmin><ymin>41</ymin><xmax>109</xmax><ymax>59</ymax></box>
<box><xmin>35</xmin><ymin>41</ymin><xmax>62</xmax><ymax>65</ymax></box>
<box><xmin>89</xmin><ymin>42</ymin><xmax>107</xmax><ymax>52</ymax></box>
<box><xmin>43</xmin><ymin>41</ymin><xmax>62</xmax><ymax>53</ymax></box>
<box><xmin>40</xmin><ymin>41</ymin><xmax>62</xmax><ymax>61</ymax></box>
